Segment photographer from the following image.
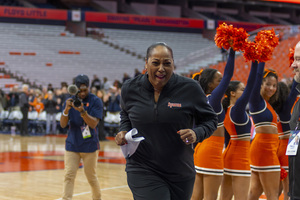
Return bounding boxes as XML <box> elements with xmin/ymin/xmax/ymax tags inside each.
<box><xmin>60</xmin><ymin>74</ymin><xmax>103</xmax><ymax>200</ymax></box>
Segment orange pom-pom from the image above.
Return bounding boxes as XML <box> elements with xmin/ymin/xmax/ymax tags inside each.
<box><xmin>289</xmin><ymin>47</ymin><xmax>295</xmax><ymax>68</ymax></box>
<box><xmin>255</xmin><ymin>28</ymin><xmax>279</xmax><ymax>48</ymax></box>
<box><xmin>215</xmin><ymin>23</ymin><xmax>249</xmax><ymax>51</ymax></box>
<box><xmin>243</xmin><ymin>41</ymin><xmax>261</xmax><ymax>62</ymax></box>
<box><xmin>260</xmin><ymin>45</ymin><xmax>274</xmax><ymax>63</ymax></box>
<box><xmin>243</xmin><ymin>28</ymin><xmax>279</xmax><ymax>62</ymax></box>
<box><xmin>280</xmin><ymin>168</ymin><xmax>288</xmax><ymax>181</ymax></box>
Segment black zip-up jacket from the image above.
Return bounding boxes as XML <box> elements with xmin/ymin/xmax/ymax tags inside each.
<box><xmin>120</xmin><ymin>73</ymin><xmax>218</xmax><ymax>182</ymax></box>
<box><xmin>289</xmin><ymin>98</ymin><xmax>300</xmax><ymax>199</ymax></box>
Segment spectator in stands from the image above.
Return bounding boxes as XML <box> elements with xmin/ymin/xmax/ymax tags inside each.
<box><xmin>30</xmin><ymin>94</ymin><xmax>44</xmax><ymax>115</ymax></box>
<box><xmin>41</xmin><ymin>86</ymin><xmax>48</xmax><ymax>100</ymax></box>
<box><xmin>96</xmin><ymin>89</ymin><xmax>108</xmax><ymax>141</ymax></box>
<box><xmin>102</xmin><ymin>77</ymin><xmax>112</xmax><ymax>92</ymax></box>
<box><xmin>91</xmin><ymin>74</ymin><xmax>102</xmax><ymax>90</ymax></box>
<box><xmin>60</xmin><ymin>86</ymin><xmax>70</xmax><ymax>104</ymax></box>
<box><xmin>0</xmin><ymin>87</ymin><xmax>7</xmax><ymax>112</ymax></box>
<box><xmin>28</xmin><ymin>88</ymin><xmax>38</xmax><ymax>102</ymax></box>
<box><xmin>7</xmin><ymin>85</ymin><xmax>19</xmax><ymax>111</ymax></box>
<box><xmin>122</xmin><ymin>73</ymin><xmax>131</xmax><ymax>83</ymax></box>
<box><xmin>97</xmin><ymin>89</ymin><xmax>109</xmax><ymax>113</ymax></box>
<box><xmin>115</xmin><ymin>42</ymin><xmax>217</xmax><ymax>200</ymax></box>
<box><xmin>19</xmin><ymin>84</ymin><xmax>30</xmax><ymax>136</ymax></box>
<box><xmin>47</xmin><ymin>83</ymin><xmax>54</xmax><ymax>92</ymax></box>
<box><xmin>61</xmin><ymin>82</ymin><xmax>68</xmax><ymax>89</ymax></box>
<box><xmin>105</xmin><ymin>86</ymin><xmax>121</xmax><ymax>126</ymax></box>
<box><xmin>54</xmin><ymin>88</ymin><xmax>68</xmax><ymax>134</ymax></box>
<box><xmin>60</xmin><ymin>74</ymin><xmax>103</xmax><ymax>200</ymax></box>
<box><xmin>134</xmin><ymin>68</ymin><xmax>141</xmax><ymax>77</ymax></box>
<box><xmin>44</xmin><ymin>91</ymin><xmax>58</xmax><ymax>135</ymax></box>
<box><xmin>54</xmin><ymin>89</ymin><xmax>65</xmax><ymax>134</ymax></box>
<box><xmin>55</xmin><ymin>97</ymin><xmax>62</xmax><ymax>114</ymax></box>
<box><xmin>107</xmin><ymin>86</ymin><xmax>121</xmax><ymax>113</ymax></box>
<box><xmin>28</xmin><ymin>88</ymin><xmax>36</xmax><ymax>104</ymax></box>
<box><xmin>91</xmin><ymin>86</ymin><xmax>97</xmax><ymax>95</ymax></box>
<box><xmin>54</xmin><ymin>88</ymin><xmax>63</xmax><ymax>112</ymax></box>
<box><xmin>113</xmin><ymin>80</ymin><xmax>122</xmax><ymax>90</ymax></box>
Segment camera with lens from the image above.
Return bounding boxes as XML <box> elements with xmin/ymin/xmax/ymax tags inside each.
<box><xmin>70</xmin><ymin>96</ymin><xmax>82</xmax><ymax>107</ymax></box>
<box><xmin>67</xmin><ymin>84</ymin><xmax>82</xmax><ymax>107</ymax></box>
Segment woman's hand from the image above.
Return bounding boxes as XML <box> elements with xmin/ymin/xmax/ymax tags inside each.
<box><xmin>177</xmin><ymin>129</ymin><xmax>197</xmax><ymax>145</ymax></box>
<box><xmin>115</xmin><ymin>131</ymin><xmax>128</xmax><ymax>146</ymax></box>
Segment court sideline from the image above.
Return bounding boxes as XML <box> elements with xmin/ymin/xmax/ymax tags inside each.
<box><xmin>0</xmin><ymin>133</ymin><xmax>285</xmax><ymax>200</ymax></box>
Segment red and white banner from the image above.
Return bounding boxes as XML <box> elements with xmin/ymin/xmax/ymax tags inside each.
<box><xmin>85</xmin><ymin>12</ymin><xmax>205</xmax><ymax>29</ymax></box>
<box><xmin>0</xmin><ymin>6</ymin><xmax>67</xmax><ymax>20</ymax></box>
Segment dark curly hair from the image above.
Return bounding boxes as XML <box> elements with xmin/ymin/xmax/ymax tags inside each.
<box><xmin>222</xmin><ymin>81</ymin><xmax>241</xmax><ymax>113</ymax></box>
<box><xmin>193</xmin><ymin>68</ymin><xmax>218</xmax><ymax>95</ymax></box>
<box><xmin>271</xmin><ymin>81</ymin><xmax>289</xmax><ymax>113</ymax></box>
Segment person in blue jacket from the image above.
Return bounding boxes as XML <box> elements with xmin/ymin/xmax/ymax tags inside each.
<box><xmin>60</xmin><ymin>74</ymin><xmax>103</xmax><ymax>200</ymax></box>
<box><xmin>115</xmin><ymin>42</ymin><xmax>218</xmax><ymax>200</ymax></box>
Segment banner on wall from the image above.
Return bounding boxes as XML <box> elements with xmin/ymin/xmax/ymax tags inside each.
<box><xmin>0</xmin><ymin>6</ymin><xmax>67</xmax><ymax>20</ymax></box>
<box><xmin>72</xmin><ymin>10</ymin><xmax>81</xmax><ymax>22</ymax></box>
<box><xmin>85</xmin><ymin>12</ymin><xmax>205</xmax><ymax>29</ymax></box>
<box><xmin>0</xmin><ymin>6</ymin><xmax>274</xmax><ymax>32</ymax></box>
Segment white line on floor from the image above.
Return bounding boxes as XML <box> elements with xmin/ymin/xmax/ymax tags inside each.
<box><xmin>54</xmin><ymin>185</ymin><xmax>129</xmax><ymax>200</ymax></box>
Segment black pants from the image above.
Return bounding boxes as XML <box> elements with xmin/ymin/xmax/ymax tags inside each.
<box><xmin>127</xmin><ymin>170</ymin><xmax>195</xmax><ymax>200</ymax></box>
<box><xmin>97</xmin><ymin>119</ymin><xmax>107</xmax><ymax>141</ymax></box>
<box><xmin>20</xmin><ymin>107</ymin><xmax>29</xmax><ymax>136</ymax></box>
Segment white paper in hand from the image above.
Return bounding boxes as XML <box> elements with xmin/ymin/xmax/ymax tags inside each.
<box><xmin>121</xmin><ymin>128</ymin><xmax>145</xmax><ymax>158</ymax></box>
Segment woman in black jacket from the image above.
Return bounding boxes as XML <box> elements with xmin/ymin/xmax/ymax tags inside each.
<box><xmin>115</xmin><ymin>42</ymin><xmax>218</xmax><ymax>200</ymax></box>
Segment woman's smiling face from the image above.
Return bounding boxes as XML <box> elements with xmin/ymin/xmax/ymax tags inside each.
<box><xmin>145</xmin><ymin>45</ymin><xmax>174</xmax><ymax>90</ymax></box>
<box><xmin>261</xmin><ymin>76</ymin><xmax>277</xmax><ymax>101</ymax></box>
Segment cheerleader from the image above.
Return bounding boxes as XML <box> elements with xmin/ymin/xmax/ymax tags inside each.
<box><xmin>220</xmin><ymin>61</ymin><xmax>258</xmax><ymax>200</ymax></box>
<box><xmin>248</xmin><ymin>64</ymin><xmax>280</xmax><ymax>200</ymax></box>
<box><xmin>192</xmin><ymin>48</ymin><xmax>235</xmax><ymax>200</ymax></box>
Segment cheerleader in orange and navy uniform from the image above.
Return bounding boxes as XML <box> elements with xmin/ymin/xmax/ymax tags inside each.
<box><xmin>220</xmin><ymin>61</ymin><xmax>258</xmax><ymax>200</ymax></box>
<box><xmin>247</xmin><ymin>63</ymin><xmax>280</xmax><ymax>200</ymax></box>
<box><xmin>274</xmin><ymin>81</ymin><xmax>300</xmax><ymax>200</ymax></box>
<box><xmin>191</xmin><ymin>48</ymin><xmax>235</xmax><ymax>200</ymax></box>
